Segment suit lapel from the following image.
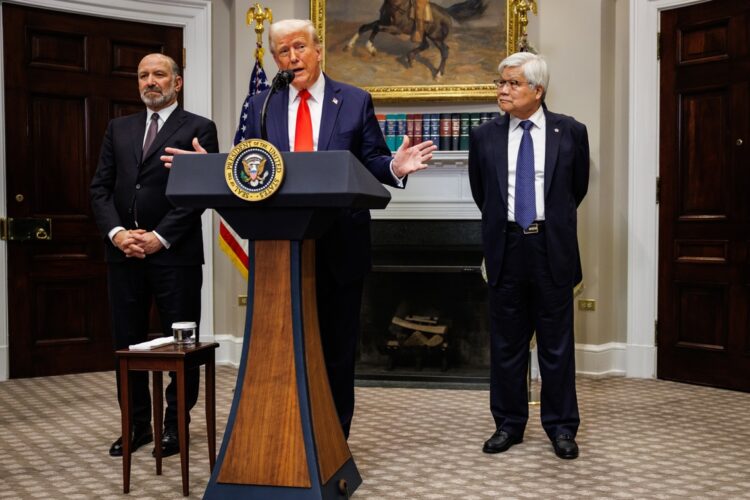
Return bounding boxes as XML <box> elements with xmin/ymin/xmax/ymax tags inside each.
<box><xmin>142</xmin><ymin>107</ymin><xmax>187</xmax><ymax>162</ymax></box>
<box><xmin>544</xmin><ymin>110</ymin><xmax>562</xmax><ymax>198</ymax></box>
<box><xmin>317</xmin><ymin>77</ymin><xmax>343</xmax><ymax>151</ymax></box>
<box><xmin>130</xmin><ymin>111</ymin><xmax>147</xmax><ymax>164</ymax></box>
<box><xmin>493</xmin><ymin>115</ymin><xmax>510</xmax><ymax>211</ymax></box>
<box><xmin>267</xmin><ymin>90</ymin><xmax>290</xmax><ymax>151</ymax></box>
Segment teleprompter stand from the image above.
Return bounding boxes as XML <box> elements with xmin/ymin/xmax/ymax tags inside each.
<box><xmin>166</xmin><ymin>151</ymin><xmax>390</xmax><ymax>499</ymax></box>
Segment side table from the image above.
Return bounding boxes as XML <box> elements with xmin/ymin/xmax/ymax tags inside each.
<box><xmin>115</xmin><ymin>341</ymin><xmax>219</xmax><ymax>496</ymax></box>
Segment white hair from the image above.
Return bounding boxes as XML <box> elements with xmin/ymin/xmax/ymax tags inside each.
<box><xmin>498</xmin><ymin>52</ymin><xmax>549</xmax><ymax>98</ymax></box>
<box><xmin>268</xmin><ymin>19</ymin><xmax>320</xmax><ymax>54</ymax></box>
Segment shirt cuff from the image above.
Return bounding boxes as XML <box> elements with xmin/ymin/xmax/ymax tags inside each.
<box><xmin>108</xmin><ymin>226</ymin><xmax>126</xmax><ymax>244</ymax></box>
<box><xmin>153</xmin><ymin>231</ymin><xmax>170</xmax><ymax>249</ymax></box>
<box><xmin>389</xmin><ymin>159</ymin><xmax>405</xmax><ymax>188</ymax></box>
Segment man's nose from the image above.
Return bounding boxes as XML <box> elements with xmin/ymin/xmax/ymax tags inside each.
<box><xmin>289</xmin><ymin>49</ymin><xmax>300</xmax><ymax>62</ymax></box>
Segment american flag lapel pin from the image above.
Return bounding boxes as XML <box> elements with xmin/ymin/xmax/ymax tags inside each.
<box><xmin>554</xmin><ymin>128</ymin><xmax>560</xmax><ymax>133</ymax></box>
<box><xmin>332</xmin><ymin>97</ymin><xmax>339</xmax><ymax>105</ymax></box>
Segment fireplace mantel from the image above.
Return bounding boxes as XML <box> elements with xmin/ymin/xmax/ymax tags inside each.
<box><xmin>374</xmin><ymin>152</ymin><xmax>481</xmax><ymax>220</ymax></box>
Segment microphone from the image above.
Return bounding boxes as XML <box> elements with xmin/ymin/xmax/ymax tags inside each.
<box><xmin>260</xmin><ymin>69</ymin><xmax>296</xmax><ymax>141</ymax></box>
<box><xmin>271</xmin><ymin>69</ymin><xmax>296</xmax><ymax>90</ymax></box>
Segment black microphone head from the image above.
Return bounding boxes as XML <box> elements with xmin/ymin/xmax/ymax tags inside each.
<box><xmin>272</xmin><ymin>69</ymin><xmax>296</xmax><ymax>90</ymax></box>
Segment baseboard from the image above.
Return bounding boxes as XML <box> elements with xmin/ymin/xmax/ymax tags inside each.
<box><xmin>213</xmin><ymin>336</ymin><xmax>630</xmax><ymax>379</ymax></box>
<box><xmin>0</xmin><ymin>345</ymin><xmax>7</xmax><ymax>381</ymax></box>
<box><xmin>213</xmin><ymin>334</ymin><xmax>244</xmax><ymax>368</ymax></box>
<box><xmin>625</xmin><ymin>343</ymin><xmax>657</xmax><ymax>378</ymax></box>
<box><xmin>575</xmin><ymin>342</ymin><xmax>627</xmax><ymax>377</ymax></box>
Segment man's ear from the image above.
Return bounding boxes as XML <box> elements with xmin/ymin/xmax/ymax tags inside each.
<box><xmin>174</xmin><ymin>75</ymin><xmax>184</xmax><ymax>93</ymax></box>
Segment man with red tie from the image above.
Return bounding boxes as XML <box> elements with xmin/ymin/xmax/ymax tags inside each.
<box><xmin>469</xmin><ymin>52</ymin><xmax>589</xmax><ymax>459</ymax></box>
<box><xmin>164</xmin><ymin>19</ymin><xmax>435</xmax><ymax>438</ymax></box>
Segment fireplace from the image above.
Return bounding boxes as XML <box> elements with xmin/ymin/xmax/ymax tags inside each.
<box><xmin>356</xmin><ymin>220</ymin><xmax>491</xmax><ymax>383</ymax></box>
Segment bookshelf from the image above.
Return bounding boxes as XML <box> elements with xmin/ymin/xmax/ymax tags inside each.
<box><xmin>375</xmin><ymin>150</ymin><xmax>480</xmax><ymax>221</ymax></box>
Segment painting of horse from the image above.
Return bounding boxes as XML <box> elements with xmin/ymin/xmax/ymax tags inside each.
<box><xmin>343</xmin><ymin>0</ymin><xmax>487</xmax><ymax>81</ymax></box>
<box><xmin>314</xmin><ymin>0</ymin><xmax>509</xmax><ymax>100</ymax></box>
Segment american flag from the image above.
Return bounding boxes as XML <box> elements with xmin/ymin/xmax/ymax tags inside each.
<box><xmin>233</xmin><ymin>55</ymin><xmax>269</xmax><ymax>145</ymax></box>
<box><xmin>219</xmin><ymin>47</ymin><xmax>270</xmax><ymax>279</ymax></box>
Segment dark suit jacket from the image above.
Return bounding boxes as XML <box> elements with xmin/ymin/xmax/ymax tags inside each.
<box><xmin>468</xmin><ymin>108</ymin><xmax>589</xmax><ymax>287</ymax></box>
<box><xmin>243</xmin><ymin>74</ymin><xmax>402</xmax><ymax>284</ymax></box>
<box><xmin>90</xmin><ymin>107</ymin><xmax>219</xmax><ymax>266</ymax></box>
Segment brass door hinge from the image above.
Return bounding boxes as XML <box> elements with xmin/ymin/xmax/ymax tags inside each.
<box><xmin>657</xmin><ymin>32</ymin><xmax>661</xmax><ymax>60</ymax></box>
<box><xmin>0</xmin><ymin>217</ymin><xmax>7</xmax><ymax>240</ymax></box>
<box><xmin>182</xmin><ymin>48</ymin><xmax>187</xmax><ymax>69</ymax></box>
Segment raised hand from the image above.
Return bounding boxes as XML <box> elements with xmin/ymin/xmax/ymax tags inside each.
<box><xmin>161</xmin><ymin>137</ymin><xmax>207</xmax><ymax>168</ymax></box>
<box><xmin>391</xmin><ymin>135</ymin><xmax>437</xmax><ymax>178</ymax></box>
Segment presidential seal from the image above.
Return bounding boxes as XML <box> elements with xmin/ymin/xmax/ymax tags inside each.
<box><xmin>224</xmin><ymin>139</ymin><xmax>284</xmax><ymax>201</ymax></box>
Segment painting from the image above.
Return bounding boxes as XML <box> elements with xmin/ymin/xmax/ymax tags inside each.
<box><xmin>311</xmin><ymin>0</ymin><xmax>521</xmax><ymax>101</ymax></box>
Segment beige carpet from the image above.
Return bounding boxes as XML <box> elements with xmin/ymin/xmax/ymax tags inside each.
<box><xmin>1</xmin><ymin>367</ymin><xmax>749</xmax><ymax>499</ymax></box>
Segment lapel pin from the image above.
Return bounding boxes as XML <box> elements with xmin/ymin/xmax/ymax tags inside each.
<box><xmin>554</xmin><ymin>128</ymin><xmax>560</xmax><ymax>133</ymax></box>
<box><xmin>332</xmin><ymin>97</ymin><xmax>339</xmax><ymax>105</ymax></box>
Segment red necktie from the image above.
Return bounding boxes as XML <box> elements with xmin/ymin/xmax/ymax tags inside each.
<box><xmin>294</xmin><ymin>89</ymin><xmax>313</xmax><ymax>152</ymax></box>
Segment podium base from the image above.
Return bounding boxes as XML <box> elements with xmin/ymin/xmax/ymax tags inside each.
<box><xmin>204</xmin><ymin>240</ymin><xmax>360</xmax><ymax>499</ymax></box>
<box><xmin>204</xmin><ymin>458</ymin><xmax>361</xmax><ymax>499</ymax></box>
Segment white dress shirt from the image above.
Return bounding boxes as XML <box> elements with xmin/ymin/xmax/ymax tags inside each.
<box><xmin>286</xmin><ymin>74</ymin><xmax>404</xmax><ymax>186</ymax></box>
<box><xmin>108</xmin><ymin>101</ymin><xmax>178</xmax><ymax>248</ymax></box>
<box><xmin>507</xmin><ymin>105</ymin><xmax>546</xmax><ymax>222</ymax></box>
<box><xmin>288</xmin><ymin>74</ymin><xmax>325</xmax><ymax>151</ymax></box>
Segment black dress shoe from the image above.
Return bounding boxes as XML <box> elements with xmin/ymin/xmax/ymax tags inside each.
<box><xmin>482</xmin><ymin>429</ymin><xmax>522</xmax><ymax>454</ymax></box>
<box><xmin>552</xmin><ymin>434</ymin><xmax>579</xmax><ymax>459</ymax></box>
<box><xmin>109</xmin><ymin>425</ymin><xmax>153</xmax><ymax>457</ymax></box>
<box><xmin>153</xmin><ymin>426</ymin><xmax>183</xmax><ymax>458</ymax></box>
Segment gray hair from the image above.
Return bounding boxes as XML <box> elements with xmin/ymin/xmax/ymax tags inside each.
<box><xmin>268</xmin><ymin>19</ymin><xmax>320</xmax><ymax>54</ymax></box>
<box><xmin>498</xmin><ymin>52</ymin><xmax>548</xmax><ymax>98</ymax></box>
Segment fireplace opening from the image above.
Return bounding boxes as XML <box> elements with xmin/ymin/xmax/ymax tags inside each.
<box><xmin>356</xmin><ymin>220</ymin><xmax>490</xmax><ymax>383</ymax></box>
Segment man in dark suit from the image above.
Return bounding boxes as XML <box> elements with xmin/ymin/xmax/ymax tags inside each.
<box><xmin>90</xmin><ymin>53</ymin><xmax>219</xmax><ymax>458</ymax></box>
<box><xmin>164</xmin><ymin>19</ymin><xmax>435</xmax><ymax>438</ymax></box>
<box><xmin>468</xmin><ymin>52</ymin><xmax>589</xmax><ymax>459</ymax></box>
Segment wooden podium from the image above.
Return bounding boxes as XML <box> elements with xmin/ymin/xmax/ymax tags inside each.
<box><xmin>166</xmin><ymin>151</ymin><xmax>390</xmax><ymax>499</ymax></box>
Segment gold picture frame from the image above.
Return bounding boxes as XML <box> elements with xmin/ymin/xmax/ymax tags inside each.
<box><xmin>311</xmin><ymin>0</ymin><xmax>523</xmax><ymax>102</ymax></box>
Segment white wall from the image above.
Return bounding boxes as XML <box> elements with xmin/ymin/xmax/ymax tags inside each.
<box><xmin>208</xmin><ymin>1</ymin><xmax>633</xmax><ymax>375</ymax></box>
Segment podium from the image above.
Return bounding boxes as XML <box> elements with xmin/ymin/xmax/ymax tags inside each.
<box><xmin>166</xmin><ymin>151</ymin><xmax>390</xmax><ymax>499</ymax></box>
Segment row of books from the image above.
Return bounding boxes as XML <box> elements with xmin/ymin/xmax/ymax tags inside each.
<box><xmin>376</xmin><ymin>112</ymin><xmax>501</xmax><ymax>151</ymax></box>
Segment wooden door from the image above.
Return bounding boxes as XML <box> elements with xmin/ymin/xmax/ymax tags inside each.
<box><xmin>658</xmin><ymin>0</ymin><xmax>750</xmax><ymax>391</ymax></box>
<box><xmin>3</xmin><ymin>4</ymin><xmax>182</xmax><ymax>377</ymax></box>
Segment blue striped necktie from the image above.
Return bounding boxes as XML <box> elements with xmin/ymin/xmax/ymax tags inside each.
<box><xmin>515</xmin><ymin>120</ymin><xmax>536</xmax><ymax>230</ymax></box>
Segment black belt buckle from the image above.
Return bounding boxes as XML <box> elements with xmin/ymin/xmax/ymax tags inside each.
<box><xmin>523</xmin><ymin>223</ymin><xmax>539</xmax><ymax>235</ymax></box>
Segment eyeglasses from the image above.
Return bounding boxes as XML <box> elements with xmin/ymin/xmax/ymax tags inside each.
<box><xmin>493</xmin><ymin>79</ymin><xmax>532</xmax><ymax>90</ymax></box>
<box><xmin>276</xmin><ymin>43</ymin><xmax>308</xmax><ymax>60</ymax></box>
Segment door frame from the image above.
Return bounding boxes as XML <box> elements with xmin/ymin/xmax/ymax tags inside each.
<box><xmin>626</xmin><ymin>0</ymin><xmax>709</xmax><ymax>378</ymax></box>
<box><xmin>0</xmin><ymin>0</ymin><xmax>213</xmax><ymax>381</ymax></box>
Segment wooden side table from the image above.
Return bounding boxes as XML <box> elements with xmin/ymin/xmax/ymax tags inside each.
<box><xmin>116</xmin><ymin>341</ymin><xmax>219</xmax><ymax>496</ymax></box>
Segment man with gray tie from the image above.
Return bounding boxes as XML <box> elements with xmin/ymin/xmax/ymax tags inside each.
<box><xmin>468</xmin><ymin>52</ymin><xmax>589</xmax><ymax>459</ymax></box>
<box><xmin>90</xmin><ymin>53</ymin><xmax>218</xmax><ymax>459</ymax></box>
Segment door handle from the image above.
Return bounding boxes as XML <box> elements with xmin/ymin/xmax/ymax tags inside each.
<box><xmin>0</xmin><ymin>217</ymin><xmax>52</xmax><ymax>241</ymax></box>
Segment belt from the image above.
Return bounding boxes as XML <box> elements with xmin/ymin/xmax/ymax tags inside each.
<box><xmin>507</xmin><ymin>221</ymin><xmax>544</xmax><ymax>234</ymax></box>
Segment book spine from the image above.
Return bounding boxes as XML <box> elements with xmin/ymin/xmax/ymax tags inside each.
<box><xmin>459</xmin><ymin>113</ymin><xmax>470</xmax><ymax>150</ymax></box>
<box><xmin>439</xmin><ymin>113</ymin><xmax>451</xmax><ymax>151</ymax></box>
<box><xmin>385</xmin><ymin>113</ymin><xmax>398</xmax><ymax>150</ymax></box>
<box><xmin>413</xmin><ymin>113</ymin><xmax>423</xmax><ymax>144</ymax></box>
<box><xmin>406</xmin><ymin>114</ymin><xmax>416</xmax><ymax>145</ymax></box>
<box><xmin>451</xmin><ymin>113</ymin><xmax>461</xmax><ymax>151</ymax></box>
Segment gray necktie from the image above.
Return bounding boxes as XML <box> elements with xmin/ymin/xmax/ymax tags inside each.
<box><xmin>142</xmin><ymin>113</ymin><xmax>159</xmax><ymax>157</ymax></box>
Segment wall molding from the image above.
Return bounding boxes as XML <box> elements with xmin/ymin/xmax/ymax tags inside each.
<box><xmin>626</xmin><ymin>0</ymin><xmax>707</xmax><ymax>379</ymax></box>
<box><xmin>0</xmin><ymin>0</ymin><xmax>212</xmax><ymax>381</ymax></box>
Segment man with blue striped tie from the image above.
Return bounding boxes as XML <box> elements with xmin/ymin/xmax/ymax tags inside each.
<box><xmin>468</xmin><ymin>52</ymin><xmax>590</xmax><ymax>459</ymax></box>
